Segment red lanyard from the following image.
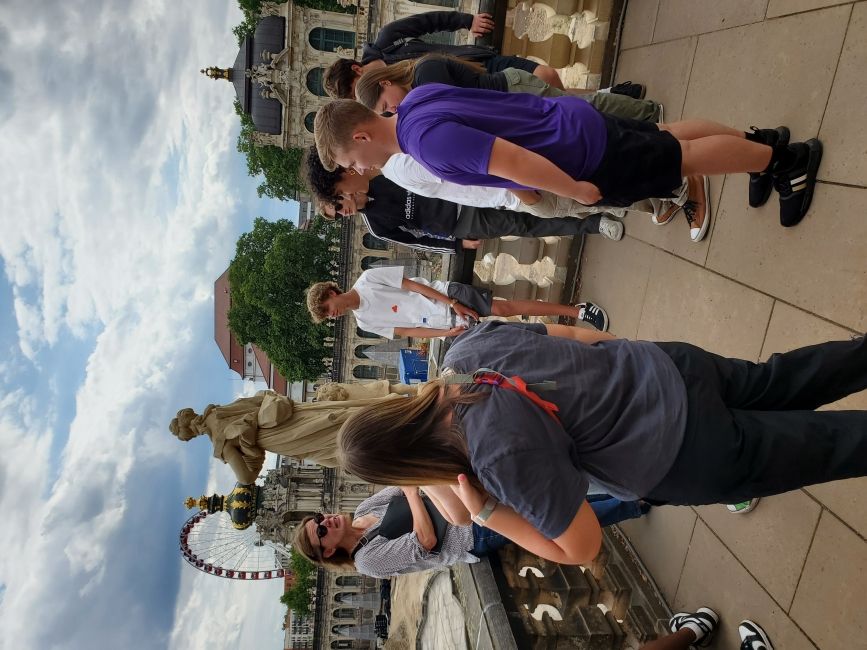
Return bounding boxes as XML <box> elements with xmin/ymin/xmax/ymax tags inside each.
<box><xmin>473</xmin><ymin>372</ymin><xmax>561</xmax><ymax>425</ymax></box>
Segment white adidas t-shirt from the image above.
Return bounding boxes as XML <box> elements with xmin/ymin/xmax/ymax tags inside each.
<box><xmin>352</xmin><ymin>266</ymin><xmax>465</xmax><ymax>339</ymax></box>
<box><xmin>381</xmin><ymin>154</ymin><xmax>522</xmax><ymax>211</ymax></box>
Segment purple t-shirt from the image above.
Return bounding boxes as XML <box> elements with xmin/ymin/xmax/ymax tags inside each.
<box><xmin>395</xmin><ymin>83</ymin><xmax>607</xmax><ymax>189</ymax></box>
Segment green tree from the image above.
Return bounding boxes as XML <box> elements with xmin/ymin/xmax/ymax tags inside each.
<box><xmin>235</xmin><ymin>101</ymin><xmax>306</xmax><ymax>201</ymax></box>
<box><xmin>280</xmin><ymin>549</ymin><xmax>318</xmax><ymax>617</ymax></box>
<box><xmin>228</xmin><ymin>216</ymin><xmax>339</xmax><ymax>381</ymax></box>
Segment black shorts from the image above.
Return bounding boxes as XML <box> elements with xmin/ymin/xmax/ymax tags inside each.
<box><xmin>587</xmin><ymin>113</ymin><xmax>683</xmax><ymax>208</ymax></box>
<box><xmin>485</xmin><ymin>54</ymin><xmax>539</xmax><ymax>74</ymax></box>
<box><xmin>447</xmin><ymin>283</ymin><xmax>493</xmax><ymax>316</ymax></box>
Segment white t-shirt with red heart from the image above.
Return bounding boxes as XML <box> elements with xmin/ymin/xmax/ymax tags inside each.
<box><xmin>351</xmin><ymin>266</ymin><xmax>466</xmax><ymax>339</ymax></box>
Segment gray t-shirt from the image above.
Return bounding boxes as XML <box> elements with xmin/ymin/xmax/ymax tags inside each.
<box><xmin>443</xmin><ymin>321</ymin><xmax>687</xmax><ymax>539</ymax></box>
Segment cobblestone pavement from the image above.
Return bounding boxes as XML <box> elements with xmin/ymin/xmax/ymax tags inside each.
<box><xmin>578</xmin><ymin>2</ymin><xmax>867</xmax><ymax>648</ymax></box>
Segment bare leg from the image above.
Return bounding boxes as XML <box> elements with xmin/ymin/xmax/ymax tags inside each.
<box><xmin>679</xmin><ymin>137</ymin><xmax>772</xmax><ymax>176</ymax></box>
<box><xmin>660</xmin><ymin>119</ymin><xmax>744</xmax><ymax>140</ymax></box>
<box><xmin>491</xmin><ymin>300</ymin><xmax>580</xmax><ymax>318</ymax></box>
<box><xmin>533</xmin><ymin>64</ymin><xmax>565</xmax><ymax>90</ymax></box>
<box><xmin>640</xmin><ymin>629</ymin><xmax>696</xmax><ymax>650</ymax></box>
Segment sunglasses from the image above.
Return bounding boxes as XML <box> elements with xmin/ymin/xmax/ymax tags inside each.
<box><xmin>313</xmin><ymin>512</ymin><xmax>328</xmax><ymax>539</ymax></box>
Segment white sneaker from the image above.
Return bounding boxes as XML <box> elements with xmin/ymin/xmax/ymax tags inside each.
<box><xmin>739</xmin><ymin>620</ymin><xmax>773</xmax><ymax>650</ymax></box>
<box><xmin>598</xmin><ymin>215</ymin><xmax>624</xmax><ymax>241</ymax></box>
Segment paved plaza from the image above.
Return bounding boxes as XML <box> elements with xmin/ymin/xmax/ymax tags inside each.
<box><xmin>577</xmin><ymin>1</ymin><xmax>867</xmax><ymax>648</ymax></box>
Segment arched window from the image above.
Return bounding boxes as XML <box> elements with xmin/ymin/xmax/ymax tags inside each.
<box><xmin>353</xmin><ymin>365</ymin><xmax>381</xmax><ymax>380</ymax></box>
<box><xmin>304</xmin><ymin>111</ymin><xmax>316</xmax><ymax>133</ymax></box>
<box><xmin>362</xmin><ymin>233</ymin><xmax>389</xmax><ymax>251</ymax></box>
<box><xmin>336</xmin><ymin>575</ymin><xmax>361</xmax><ymax>587</ymax></box>
<box><xmin>333</xmin><ymin>607</ymin><xmax>356</xmax><ymax>619</ymax></box>
<box><xmin>306</xmin><ymin>68</ymin><xmax>327</xmax><ymax>96</ymax></box>
<box><xmin>331</xmin><ymin>642</ymin><xmax>354</xmax><ymax>649</ymax></box>
<box><xmin>361</xmin><ymin>256</ymin><xmax>387</xmax><ymax>270</ymax></box>
<box><xmin>333</xmin><ymin>592</ymin><xmax>354</xmax><ymax>603</ymax></box>
<box><xmin>355</xmin><ymin>345</ymin><xmax>376</xmax><ymax>360</ymax></box>
<box><xmin>309</xmin><ymin>27</ymin><xmax>356</xmax><ymax>52</ymax></box>
<box><xmin>356</xmin><ymin>327</ymin><xmax>382</xmax><ymax>340</ymax></box>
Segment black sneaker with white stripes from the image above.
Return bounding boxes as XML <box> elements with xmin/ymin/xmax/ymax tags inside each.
<box><xmin>739</xmin><ymin>620</ymin><xmax>774</xmax><ymax>650</ymax></box>
<box><xmin>669</xmin><ymin>608</ymin><xmax>720</xmax><ymax>648</ymax></box>
<box><xmin>772</xmin><ymin>138</ymin><xmax>823</xmax><ymax>227</ymax></box>
<box><xmin>748</xmin><ymin>126</ymin><xmax>790</xmax><ymax>208</ymax></box>
<box><xmin>575</xmin><ymin>302</ymin><xmax>609</xmax><ymax>332</ymax></box>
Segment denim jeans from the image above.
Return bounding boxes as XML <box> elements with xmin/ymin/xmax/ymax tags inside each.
<box><xmin>470</xmin><ymin>495</ymin><xmax>646</xmax><ymax>556</ymax></box>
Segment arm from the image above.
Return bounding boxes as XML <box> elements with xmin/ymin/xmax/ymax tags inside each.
<box><xmin>374</xmin><ymin>11</ymin><xmax>474</xmax><ymax>46</ymax></box>
<box><xmin>401</xmin><ymin>278</ymin><xmax>479</xmax><ymax>320</ymax></box>
<box><xmin>453</xmin><ymin>475</ymin><xmax>602</xmax><ymax>564</ymax></box>
<box><xmin>488</xmin><ymin>137</ymin><xmax>601</xmax><ymax>204</ymax></box>
<box><xmin>545</xmin><ymin>323</ymin><xmax>616</xmax><ymax>344</ymax></box>
<box><xmin>422</xmin><ymin>484</ymin><xmax>472</xmax><ymax>526</ymax></box>
<box><xmin>220</xmin><ymin>444</ymin><xmax>260</xmax><ymax>485</ymax></box>
<box><xmin>402</xmin><ymin>487</ymin><xmax>437</xmax><ymax>551</ymax></box>
<box><xmin>394</xmin><ymin>326</ymin><xmax>467</xmax><ymax>339</ymax></box>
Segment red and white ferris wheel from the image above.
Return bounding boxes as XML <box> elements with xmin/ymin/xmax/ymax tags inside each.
<box><xmin>179</xmin><ymin>510</ymin><xmax>286</xmax><ymax>580</ymax></box>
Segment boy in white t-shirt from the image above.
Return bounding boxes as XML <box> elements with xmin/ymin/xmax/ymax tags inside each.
<box><xmin>306</xmin><ymin>266</ymin><xmax>609</xmax><ymax>338</ymax></box>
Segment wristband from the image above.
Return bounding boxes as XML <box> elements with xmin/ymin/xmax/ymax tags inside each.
<box><xmin>472</xmin><ymin>497</ymin><xmax>498</xmax><ymax>526</ymax></box>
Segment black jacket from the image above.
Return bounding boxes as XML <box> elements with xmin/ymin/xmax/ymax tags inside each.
<box><xmin>359</xmin><ymin>176</ymin><xmax>461</xmax><ymax>254</ymax></box>
<box><xmin>361</xmin><ymin>11</ymin><xmax>496</xmax><ymax>65</ymax></box>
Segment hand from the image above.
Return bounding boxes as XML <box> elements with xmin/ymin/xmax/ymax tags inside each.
<box><xmin>444</xmin><ymin>325</ymin><xmax>468</xmax><ymax>337</ymax></box>
<box><xmin>571</xmin><ymin>181</ymin><xmax>602</xmax><ymax>206</ymax></box>
<box><xmin>450</xmin><ymin>301</ymin><xmax>479</xmax><ymax>320</ymax></box>
<box><xmin>450</xmin><ymin>474</ymin><xmax>486</xmax><ymax>518</ymax></box>
<box><xmin>461</xmin><ymin>239</ymin><xmax>482</xmax><ymax>250</ymax></box>
<box><xmin>470</xmin><ymin>12</ymin><xmax>495</xmax><ymax>38</ymax></box>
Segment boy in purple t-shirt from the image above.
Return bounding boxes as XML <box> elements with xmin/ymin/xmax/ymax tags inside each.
<box><xmin>314</xmin><ymin>85</ymin><xmax>822</xmax><ymax>229</ymax></box>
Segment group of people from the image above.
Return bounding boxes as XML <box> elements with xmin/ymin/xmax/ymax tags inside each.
<box><xmin>169</xmin><ymin>10</ymin><xmax>859</xmax><ymax>650</ymax></box>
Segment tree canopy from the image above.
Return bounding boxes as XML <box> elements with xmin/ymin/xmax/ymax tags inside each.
<box><xmin>235</xmin><ymin>102</ymin><xmax>306</xmax><ymax>201</ymax></box>
<box><xmin>228</xmin><ymin>216</ymin><xmax>339</xmax><ymax>381</ymax></box>
<box><xmin>280</xmin><ymin>549</ymin><xmax>317</xmax><ymax>617</ymax></box>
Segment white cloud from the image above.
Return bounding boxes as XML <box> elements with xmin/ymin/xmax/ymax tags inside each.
<box><xmin>0</xmin><ymin>0</ymin><xmax>290</xmax><ymax>648</ymax></box>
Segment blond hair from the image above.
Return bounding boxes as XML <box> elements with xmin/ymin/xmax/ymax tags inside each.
<box><xmin>355</xmin><ymin>55</ymin><xmax>486</xmax><ymax>111</ymax></box>
<box><xmin>292</xmin><ymin>515</ymin><xmax>356</xmax><ymax>569</ymax></box>
<box><xmin>306</xmin><ymin>280</ymin><xmax>341</xmax><ymax>323</ymax></box>
<box><xmin>313</xmin><ymin>100</ymin><xmax>379</xmax><ymax>172</ymax></box>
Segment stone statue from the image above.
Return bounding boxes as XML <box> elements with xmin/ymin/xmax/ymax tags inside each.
<box><xmin>507</xmin><ymin>2</ymin><xmax>606</xmax><ymax>49</ymax></box>
<box><xmin>315</xmin><ymin>379</ymin><xmax>417</xmax><ymax>402</ymax></box>
<box><xmin>473</xmin><ymin>252</ymin><xmax>565</xmax><ymax>288</ymax></box>
<box><xmin>169</xmin><ymin>386</ymin><xmax>412</xmax><ymax>482</ymax></box>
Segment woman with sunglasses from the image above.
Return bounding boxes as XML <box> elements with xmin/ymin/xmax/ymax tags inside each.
<box><xmin>337</xmin><ymin>320</ymin><xmax>867</xmax><ymax>566</ymax></box>
<box><xmin>293</xmin><ymin>486</ymin><xmax>648</xmax><ymax>578</ymax></box>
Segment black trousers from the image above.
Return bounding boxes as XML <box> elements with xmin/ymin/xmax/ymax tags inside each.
<box><xmin>646</xmin><ymin>336</ymin><xmax>867</xmax><ymax>505</ymax></box>
<box><xmin>453</xmin><ymin>207</ymin><xmax>601</xmax><ymax>240</ymax></box>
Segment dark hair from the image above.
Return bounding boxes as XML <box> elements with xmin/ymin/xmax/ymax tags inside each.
<box><xmin>303</xmin><ymin>145</ymin><xmax>343</xmax><ymax>206</ymax></box>
<box><xmin>324</xmin><ymin>57</ymin><xmax>360</xmax><ymax>99</ymax></box>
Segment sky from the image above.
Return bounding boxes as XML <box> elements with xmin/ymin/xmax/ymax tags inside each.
<box><xmin>0</xmin><ymin>1</ymin><xmax>300</xmax><ymax>648</ymax></box>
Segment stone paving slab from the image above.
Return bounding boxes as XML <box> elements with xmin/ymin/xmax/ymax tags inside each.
<box><xmin>599</xmin><ymin>3</ymin><xmax>867</xmax><ymax>648</ymax></box>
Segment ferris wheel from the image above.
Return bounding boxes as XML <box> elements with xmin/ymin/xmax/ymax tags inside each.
<box><xmin>179</xmin><ymin>510</ymin><xmax>286</xmax><ymax>581</ymax></box>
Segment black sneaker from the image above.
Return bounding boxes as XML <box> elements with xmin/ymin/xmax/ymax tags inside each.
<box><xmin>610</xmin><ymin>81</ymin><xmax>646</xmax><ymax>99</ymax></box>
<box><xmin>575</xmin><ymin>302</ymin><xmax>609</xmax><ymax>331</ymax></box>
<box><xmin>739</xmin><ymin>620</ymin><xmax>774</xmax><ymax>650</ymax></box>
<box><xmin>670</xmin><ymin>608</ymin><xmax>720</xmax><ymax>648</ymax></box>
<box><xmin>772</xmin><ymin>138</ymin><xmax>823</xmax><ymax>227</ymax></box>
<box><xmin>748</xmin><ymin>126</ymin><xmax>790</xmax><ymax>208</ymax></box>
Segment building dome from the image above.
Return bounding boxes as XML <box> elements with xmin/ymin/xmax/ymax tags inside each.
<box><xmin>184</xmin><ymin>482</ymin><xmax>261</xmax><ymax>530</ymax></box>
